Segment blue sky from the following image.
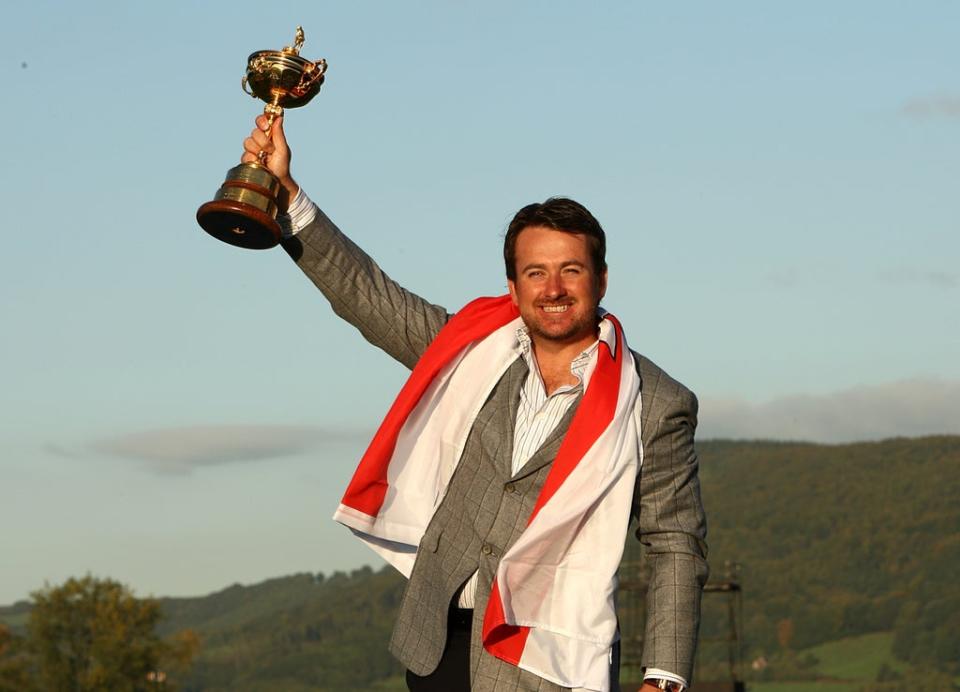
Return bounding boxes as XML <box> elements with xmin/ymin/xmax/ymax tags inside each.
<box><xmin>1</xmin><ymin>1</ymin><xmax>958</xmax><ymax>604</ymax></box>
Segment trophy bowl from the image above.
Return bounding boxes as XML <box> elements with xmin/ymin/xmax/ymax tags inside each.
<box><xmin>197</xmin><ymin>27</ymin><xmax>327</xmax><ymax>250</ymax></box>
<box><xmin>244</xmin><ymin>50</ymin><xmax>325</xmax><ymax>108</ymax></box>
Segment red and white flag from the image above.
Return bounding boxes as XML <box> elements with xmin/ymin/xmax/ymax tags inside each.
<box><xmin>334</xmin><ymin>295</ymin><xmax>642</xmax><ymax>691</ymax></box>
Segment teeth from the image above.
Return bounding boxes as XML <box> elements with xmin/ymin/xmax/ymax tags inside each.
<box><xmin>543</xmin><ymin>305</ymin><xmax>569</xmax><ymax>313</ymax></box>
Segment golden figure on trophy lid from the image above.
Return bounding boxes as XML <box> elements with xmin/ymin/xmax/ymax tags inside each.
<box><xmin>197</xmin><ymin>26</ymin><xmax>327</xmax><ymax>250</ymax></box>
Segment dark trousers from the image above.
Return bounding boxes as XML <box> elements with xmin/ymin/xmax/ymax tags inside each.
<box><xmin>405</xmin><ymin>606</ymin><xmax>473</xmax><ymax>692</ymax></box>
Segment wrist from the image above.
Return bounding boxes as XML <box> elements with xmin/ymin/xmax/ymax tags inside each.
<box><xmin>277</xmin><ymin>176</ymin><xmax>299</xmax><ymax>213</ymax></box>
<box><xmin>643</xmin><ymin>679</ymin><xmax>685</xmax><ymax>692</ymax></box>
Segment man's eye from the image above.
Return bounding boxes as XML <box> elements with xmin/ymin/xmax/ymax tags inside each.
<box><xmin>527</xmin><ymin>271</ymin><xmax>545</xmax><ymax>278</ymax></box>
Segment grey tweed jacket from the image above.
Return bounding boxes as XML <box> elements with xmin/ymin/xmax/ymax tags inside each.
<box><xmin>282</xmin><ymin>209</ymin><xmax>709</xmax><ymax>690</ymax></box>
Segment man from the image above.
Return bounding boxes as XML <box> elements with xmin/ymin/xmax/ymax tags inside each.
<box><xmin>241</xmin><ymin>116</ymin><xmax>708</xmax><ymax>692</ymax></box>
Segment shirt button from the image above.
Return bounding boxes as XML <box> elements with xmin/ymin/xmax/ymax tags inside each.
<box><xmin>481</xmin><ymin>543</ymin><xmax>493</xmax><ymax>555</ymax></box>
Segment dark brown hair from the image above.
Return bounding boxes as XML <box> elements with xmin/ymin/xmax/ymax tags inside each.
<box><xmin>503</xmin><ymin>197</ymin><xmax>607</xmax><ymax>280</ymax></box>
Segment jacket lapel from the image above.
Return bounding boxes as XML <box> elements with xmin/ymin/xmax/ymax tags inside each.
<box><xmin>499</xmin><ymin>357</ymin><xmax>529</xmax><ymax>469</ymax></box>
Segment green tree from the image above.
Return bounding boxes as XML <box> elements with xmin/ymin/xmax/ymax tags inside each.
<box><xmin>0</xmin><ymin>624</ymin><xmax>31</xmax><ymax>692</ymax></box>
<box><xmin>26</xmin><ymin>575</ymin><xmax>195</xmax><ymax>691</ymax></box>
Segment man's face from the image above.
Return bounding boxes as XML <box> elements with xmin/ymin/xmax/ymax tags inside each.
<box><xmin>507</xmin><ymin>225</ymin><xmax>607</xmax><ymax>348</ymax></box>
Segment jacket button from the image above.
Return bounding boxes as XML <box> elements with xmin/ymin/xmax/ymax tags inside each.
<box><xmin>481</xmin><ymin>543</ymin><xmax>493</xmax><ymax>555</ymax></box>
<box><xmin>504</xmin><ymin>483</ymin><xmax>515</xmax><ymax>494</ymax></box>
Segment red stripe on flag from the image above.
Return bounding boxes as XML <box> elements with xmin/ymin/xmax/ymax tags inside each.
<box><xmin>482</xmin><ymin>315</ymin><xmax>626</xmax><ymax>665</ymax></box>
<box><xmin>527</xmin><ymin>315</ymin><xmax>623</xmax><ymax>525</ymax></box>
<box><xmin>482</xmin><ymin>582</ymin><xmax>530</xmax><ymax>665</ymax></box>
<box><xmin>340</xmin><ymin>295</ymin><xmax>519</xmax><ymax>516</ymax></box>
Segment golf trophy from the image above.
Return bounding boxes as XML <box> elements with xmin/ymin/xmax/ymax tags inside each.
<box><xmin>197</xmin><ymin>27</ymin><xmax>327</xmax><ymax>249</ymax></box>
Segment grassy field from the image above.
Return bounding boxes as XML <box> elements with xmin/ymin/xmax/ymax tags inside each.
<box><xmin>368</xmin><ymin>676</ymin><xmax>407</xmax><ymax>691</ymax></box>
<box><xmin>747</xmin><ymin>684</ymin><xmax>859</xmax><ymax>692</ymax></box>
<box><xmin>800</xmin><ymin>631</ymin><xmax>906</xmax><ymax>681</ymax></box>
<box><xmin>694</xmin><ymin>631</ymin><xmax>909</xmax><ymax>691</ymax></box>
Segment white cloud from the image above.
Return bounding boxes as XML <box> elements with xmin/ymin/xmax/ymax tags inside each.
<box><xmin>901</xmin><ymin>94</ymin><xmax>960</xmax><ymax>119</ymax></box>
<box><xmin>762</xmin><ymin>266</ymin><xmax>803</xmax><ymax>289</ymax></box>
<box><xmin>877</xmin><ymin>267</ymin><xmax>958</xmax><ymax>289</ymax></box>
<box><xmin>69</xmin><ymin>380</ymin><xmax>960</xmax><ymax>470</ymax></box>
<box><xmin>90</xmin><ymin>425</ymin><xmax>370</xmax><ymax>475</ymax></box>
<box><xmin>700</xmin><ymin>378</ymin><xmax>960</xmax><ymax>442</ymax></box>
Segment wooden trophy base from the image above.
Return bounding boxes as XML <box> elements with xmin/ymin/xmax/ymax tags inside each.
<box><xmin>197</xmin><ymin>163</ymin><xmax>283</xmax><ymax>250</ymax></box>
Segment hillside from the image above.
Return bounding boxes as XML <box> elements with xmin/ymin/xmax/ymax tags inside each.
<box><xmin>3</xmin><ymin>436</ymin><xmax>958</xmax><ymax>690</ymax></box>
<box><xmin>692</xmin><ymin>435</ymin><xmax>959</xmax><ymax>671</ymax></box>
<box><xmin>156</xmin><ymin>567</ymin><xmax>405</xmax><ymax>691</ymax></box>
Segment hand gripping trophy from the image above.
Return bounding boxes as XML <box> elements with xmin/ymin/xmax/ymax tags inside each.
<box><xmin>197</xmin><ymin>27</ymin><xmax>327</xmax><ymax>249</ymax></box>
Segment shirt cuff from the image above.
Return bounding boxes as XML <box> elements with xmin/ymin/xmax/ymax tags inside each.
<box><xmin>277</xmin><ymin>187</ymin><xmax>319</xmax><ymax>238</ymax></box>
<box><xmin>644</xmin><ymin>668</ymin><xmax>688</xmax><ymax>688</ymax></box>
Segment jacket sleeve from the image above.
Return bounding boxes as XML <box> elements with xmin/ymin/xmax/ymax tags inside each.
<box><xmin>633</xmin><ymin>373</ymin><xmax>709</xmax><ymax>683</ymax></box>
<box><xmin>281</xmin><ymin>207</ymin><xmax>451</xmax><ymax>369</ymax></box>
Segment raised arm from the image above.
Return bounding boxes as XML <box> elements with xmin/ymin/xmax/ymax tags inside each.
<box><xmin>282</xmin><ymin>210</ymin><xmax>451</xmax><ymax>368</ymax></box>
<box><xmin>242</xmin><ymin>115</ymin><xmax>450</xmax><ymax>367</ymax></box>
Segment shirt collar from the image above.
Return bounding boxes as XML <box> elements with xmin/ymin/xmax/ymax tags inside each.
<box><xmin>514</xmin><ymin>317</ymin><xmax>608</xmax><ymax>391</ymax></box>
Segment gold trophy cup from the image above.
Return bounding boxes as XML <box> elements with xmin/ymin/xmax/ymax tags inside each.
<box><xmin>197</xmin><ymin>27</ymin><xmax>327</xmax><ymax>249</ymax></box>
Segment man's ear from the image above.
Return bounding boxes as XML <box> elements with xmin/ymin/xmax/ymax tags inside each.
<box><xmin>599</xmin><ymin>269</ymin><xmax>608</xmax><ymax>300</ymax></box>
<box><xmin>507</xmin><ymin>279</ymin><xmax>519</xmax><ymax>306</ymax></box>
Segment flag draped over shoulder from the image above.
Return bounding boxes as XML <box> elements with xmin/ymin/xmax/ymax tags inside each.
<box><xmin>333</xmin><ymin>295</ymin><xmax>642</xmax><ymax>692</ymax></box>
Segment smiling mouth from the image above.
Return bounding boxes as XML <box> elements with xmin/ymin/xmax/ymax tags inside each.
<box><xmin>541</xmin><ymin>305</ymin><xmax>570</xmax><ymax>313</ymax></box>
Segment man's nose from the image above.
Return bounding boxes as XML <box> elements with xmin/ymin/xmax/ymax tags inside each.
<box><xmin>543</xmin><ymin>273</ymin><xmax>566</xmax><ymax>299</ymax></box>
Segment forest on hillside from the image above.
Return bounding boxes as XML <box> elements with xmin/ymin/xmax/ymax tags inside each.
<box><xmin>3</xmin><ymin>436</ymin><xmax>957</xmax><ymax>690</ymax></box>
<box><xmin>693</xmin><ymin>436</ymin><xmax>958</xmax><ymax>673</ymax></box>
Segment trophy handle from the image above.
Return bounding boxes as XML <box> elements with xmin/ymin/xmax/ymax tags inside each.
<box><xmin>241</xmin><ymin>76</ymin><xmax>255</xmax><ymax>97</ymax></box>
<box><xmin>291</xmin><ymin>59</ymin><xmax>327</xmax><ymax>98</ymax></box>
